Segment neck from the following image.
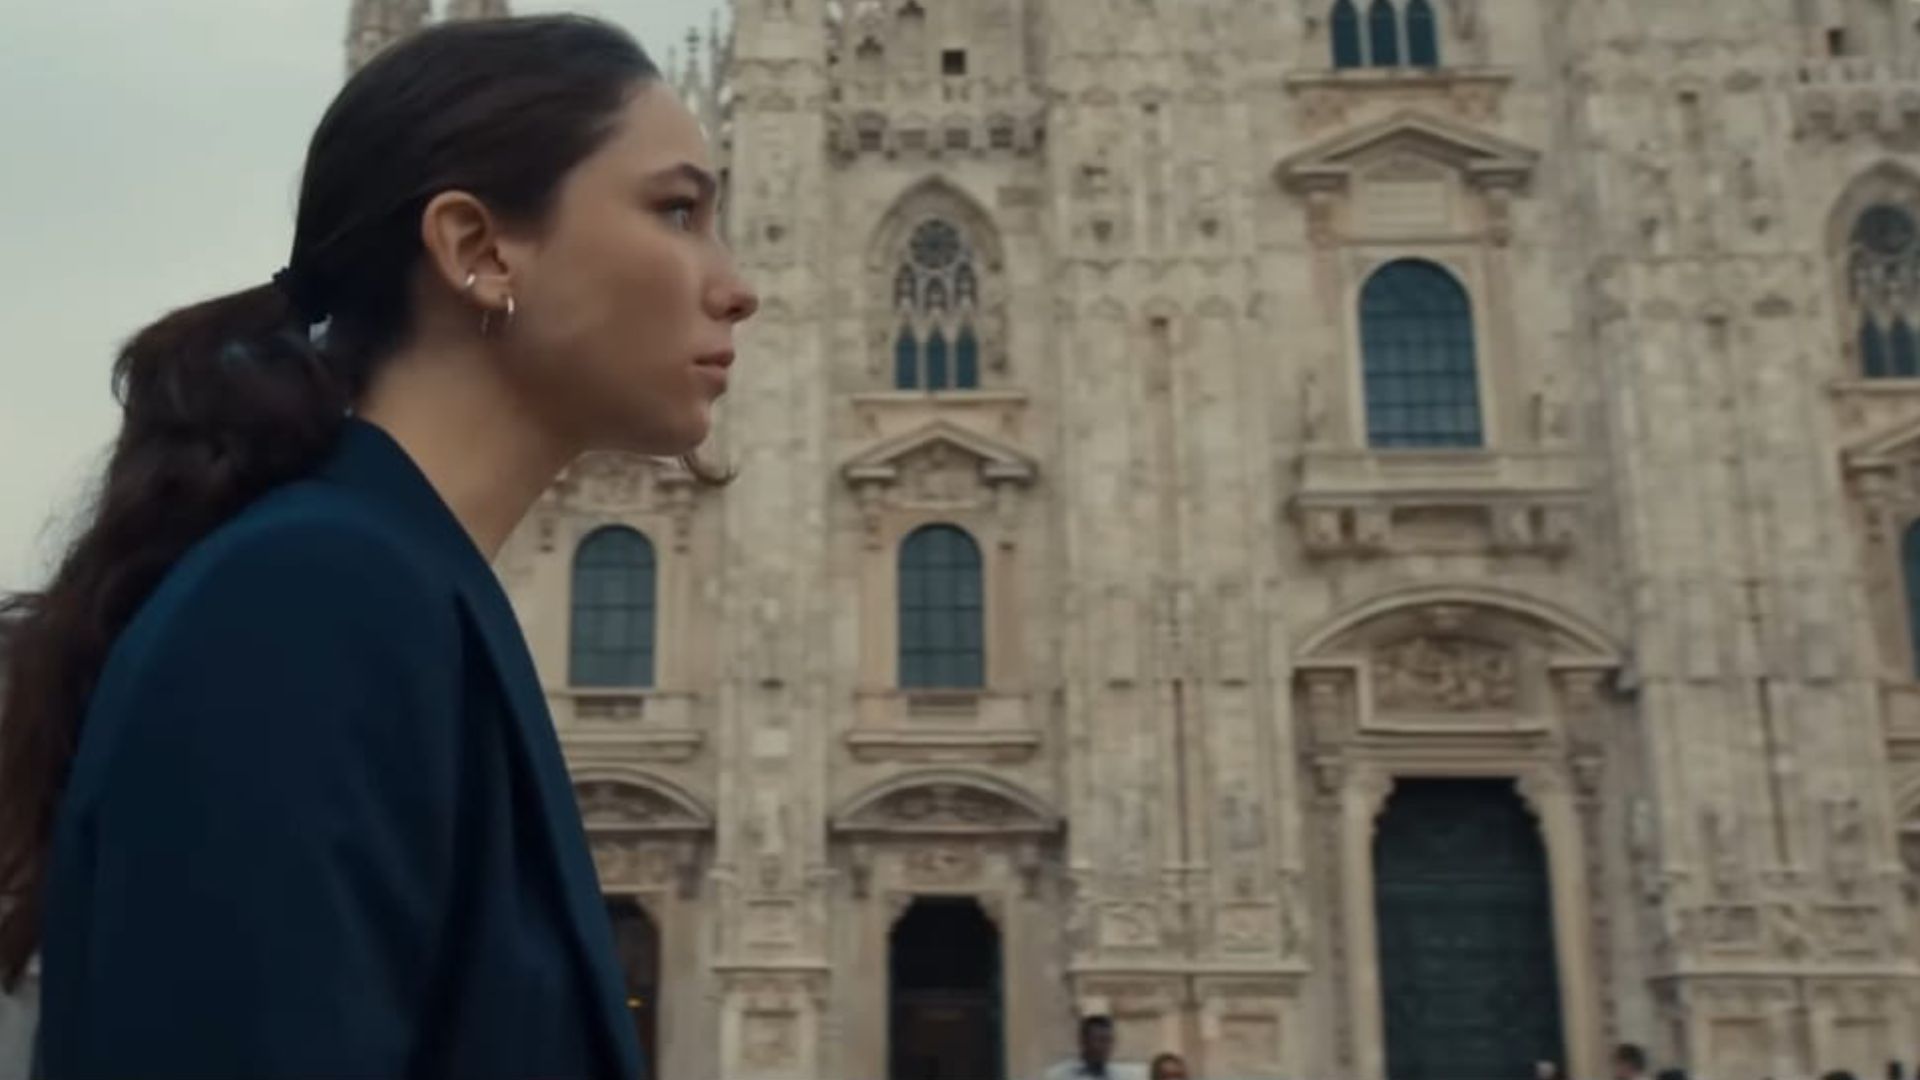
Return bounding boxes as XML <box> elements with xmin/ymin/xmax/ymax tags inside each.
<box><xmin>355</xmin><ymin>340</ymin><xmax>575</xmax><ymax>560</ymax></box>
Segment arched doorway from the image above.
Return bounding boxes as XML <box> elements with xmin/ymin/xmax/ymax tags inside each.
<box><xmin>606</xmin><ymin>898</ymin><xmax>660</xmax><ymax>1069</ymax></box>
<box><xmin>1374</xmin><ymin>779</ymin><xmax>1564</xmax><ymax>1080</ymax></box>
<box><xmin>888</xmin><ymin>897</ymin><xmax>1004</xmax><ymax>1080</ymax></box>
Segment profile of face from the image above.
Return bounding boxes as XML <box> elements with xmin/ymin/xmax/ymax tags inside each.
<box><xmin>1080</xmin><ymin>1021</ymin><xmax>1114</xmax><ymax>1066</ymax></box>
<box><xmin>494</xmin><ymin>80</ymin><xmax>757</xmax><ymax>457</ymax></box>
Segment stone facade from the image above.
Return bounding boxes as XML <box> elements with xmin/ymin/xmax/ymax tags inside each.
<box><xmin>352</xmin><ymin>1</ymin><xmax>1920</xmax><ymax>1076</ymax></box>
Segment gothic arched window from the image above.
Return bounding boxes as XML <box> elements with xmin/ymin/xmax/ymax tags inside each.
<box><xmin>895</xmin><ymin>219</ymin><xmax>984</xmax><ymax>391</ymax></box>
<box><xmin>1904</xmin><ymin>521</ymin><xmax>1920</xmax><ymax>675</ymax></box>
<box><xmin>898</xmin><ymin>524</ymin><xmax>984</xmax><ymax>689</ymax></box>
<box><xmin>1360</xmin><ymin>259</ymin><xmax>1484</xmax><ymax>448</ymax></box>
<box><xmin>1331</xmin><ymin>0</ymin><xmax>1364</xmax><ymax>68</ymax></box>
<box><xmin>1406</xmin><ymin>0</ymin><xmax>1440</xmax><ymax>66</ymax></box>
<box><xmin>1331</xmin><ymin>0</ymin><xmax>1439</xmax><ymax>69</ymax></box>
<box><xmin>1852</xmin><ymin>204</ymin><xmax>1920</xmax><ymax>378</ymax></box>
<box><xmin>1367</xmin><ymin>0</ymin><xmax>1402</xmax><ymax>67</ymax></box>
<box><xmin>570</xmin><ymin>526</ymin><xmax>657</xmax><ymax>688</ymax></box>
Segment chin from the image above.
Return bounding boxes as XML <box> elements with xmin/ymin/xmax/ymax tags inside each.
<box><xmin>621</xmin><ymin>412</ymin><xmax>711</xmax><ymax>458</ymax></box>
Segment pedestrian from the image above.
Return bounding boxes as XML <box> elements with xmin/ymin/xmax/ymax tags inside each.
<box><xmin>2</xmin><ymin>13</ymin><xmax>756</xmax><ymax>1077</ymax></box>
<box><xmin>1045</xmin><ymin>1015</ymin><xmax>1147</xmax><ymax>1079</ymax></box>
<box><xmin>1612</xmin><ymin>1044</ymin><xmax>1651</xmax><ymax>1080</ymax></box>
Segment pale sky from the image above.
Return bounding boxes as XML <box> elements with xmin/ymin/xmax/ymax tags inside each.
<box><xmin>0</xmin><ymin>0</ymin><xmax>727</xmax><ymax>593</ymax></box>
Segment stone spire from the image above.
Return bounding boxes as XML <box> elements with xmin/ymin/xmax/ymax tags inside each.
<box><xmin>345</xmin><ymin>0</ymin><xmax>430</xmax><ymax>74</ymax></box>
<box><xmin>444</xmin><ymin>0</ymin><xmax>511</xmax><ymax>19</ymax></box>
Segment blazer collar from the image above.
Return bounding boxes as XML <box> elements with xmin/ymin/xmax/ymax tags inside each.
<box><xmin>315</xmin><ymin>418</ymin><xmax>642</xmax><ymax>1076</ymax></box>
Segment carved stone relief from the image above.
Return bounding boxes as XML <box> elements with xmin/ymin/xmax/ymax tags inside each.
<box><xmin>902</xmin><ymin>842</ymin><xmax>984</xmax><ymax>886</ymax></box>
<box><xmin>1371</xmin><ymin>636</ymin><xmax>1519</xmax><ymax>713</ymax></box>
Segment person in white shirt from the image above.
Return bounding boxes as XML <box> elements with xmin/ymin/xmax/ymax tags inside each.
<box><xmin>1043</xmin><ymin>1016</ymin><xmax>1148</xmax><ymax>1080</ymax></box>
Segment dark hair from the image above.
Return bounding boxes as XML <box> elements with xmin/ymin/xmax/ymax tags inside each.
<box><xmin>1149</xmin><ymin>1052</ymin><xmax>1187</xmax><ymax>1077</ymax></box>
<box><xmin>1080</xmin><ymin>1015</ymin><xmax>1114</xmax><ymax>1036</ymax></box>
<box><xmin>0</xmin><ymin>14</ymin><xmax>661</xmax><ymax>987</ymax></box>
<box><xmin>1614</xmin><ymin>1044</ymin><xmax>1649</xmax><ymax>1071</ymax></box>
<box><xmin>1654</xmin><ymin>1070</ymin><xmax>1688</xmax><ymax>1080</ymax></box>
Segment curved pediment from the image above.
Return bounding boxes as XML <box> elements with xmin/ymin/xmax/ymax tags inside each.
<box><xmin>1296</xmin><ymin>585</ymin><xmax>1617</xmax><ymax>665</ymax></box>
<box><xmin>571</xmin><ymin>770</ymin><xmax>715</xmax><ymax>834</ymax></box>
<box><xmin>1276</xmin><ymin>109</ymin><xmax>1538</xmax><ymax>194</ymax></box>
<box><xmin>831</xmin><ymin>770</ymin><xmax>1061</xmax><ymax>837</ymax></box>
<box><xmin>842</xmin><ymin>419</ymin><xmax>1037</xmax><ymax>490</ymax></box>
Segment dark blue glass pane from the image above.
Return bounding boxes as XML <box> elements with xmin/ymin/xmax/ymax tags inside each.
<box><xmin>926</xmin><ymin>329</ymin><xmax>950</xmax><ymax>390</ymax></box>
<box><xmin>895</xmin><ymin>327</ymin><xmax>920</xmax><ymax>389</ymax></box>
<box><xmin>1906</xmin><ymin>523</ymin><xmax>1920</xmax><ymax>676</ymax></box>
<box><xmin>1368</xmin><ymin>0</ymin><xmax>1401</xmax><ymax>67</ymax></box>
<box><xmin>1331</xmin><ymin>0</ymin><xmax>1363</xmax><ymax>68</ymax></box>
<box><xmin>1895</xmin><ymin>319</ymin><xmax>1919</xmax><ymax>377</ymax></box>
<box><xmin>1406</xmin><ymin>0</ymin><xmax>1438</xmax><ymax>66</ymax></box>
<box><xmin>1863</xmin><ymin>318</ymin><xmax>1890</xmax><ymax>378</ymax></box>
<box><xmin>1360</xmin><ymin>260</ymin><xmax>1482</xmax><ymax>448</ymax></box>
<box><xmin>898</xmin><ymin>525</ymin><xmax>985</xmax><ymax>689</ymax></box>
<box><xmin>569</xmin><ymin>527</ymin><xmax>657</xmax><ymax>688</ymax></box>
<box><xmin>956</xmin><ymin>327</ymin><xmax>980</xmax><ymax>389</ymax></box>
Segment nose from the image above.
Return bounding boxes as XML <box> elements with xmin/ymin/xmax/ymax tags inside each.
<box><xmin>707</xmin><ymin>253</ymin><xmax>759</xmax><ymax>325</ymax></box>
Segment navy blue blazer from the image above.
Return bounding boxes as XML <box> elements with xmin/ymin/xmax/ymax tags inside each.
<box><xmin>37</xmin><ymin>420</ymin><xmax>643</xmax><ymax>1079</ymax></box>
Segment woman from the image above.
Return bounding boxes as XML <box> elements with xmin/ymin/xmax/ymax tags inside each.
<box><xmin>0</xmin><ymin>15</ymin><xmax>754</xmax><ymax>1078</ymax></box>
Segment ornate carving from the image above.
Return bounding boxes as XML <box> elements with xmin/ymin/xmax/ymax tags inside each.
<box><xmin>897</xmin><ymin>441</ymin><xmax>987</xmax><ymax>508</ymax></box>
<box><xmin>1702</xmin><ymin>807</ymin><xmax>1747</xmax><ymax>897</ymax></box>
<box><xmin>740</xmin><ymin>1010</ymin><xmax>799</xmax><ymax>1069</ymax></box>
<box><xmin>576</xmin><ymin>781</ymin><xmax>688</xmax><ymax>828</ymax></box>
<box><xmin>1823</xmin><ymin>795</ymin><xmax>1870</xmax><ymax>893</ymax></box>
<box><xmin>902</xmin><ymin>842</ymin><xmax>984</xmax><ymax>886</ymax></box>
<box><xmin>1216</xmin><ymin>903</ymin><xmax>1278</xmax><ymax>954</ymax></box>
<box><xmin>851</xmin><ymin>782</ymin><xmax>1038</xmax><ymax>832</ymax></box>
<box><xmin>1098</xmin><ymin>902</ymin><xmax>1164</xmax><ymax>949</ymax></box>
<box><xmin>1371</xmin><ymin>636</ymin><xmax>1518</xmax><ymax>713</ymax></box>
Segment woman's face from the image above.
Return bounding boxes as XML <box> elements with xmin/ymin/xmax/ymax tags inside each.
<box><xmin>503</xmin><ymin>80</ymin><xmax>757</xmax><ymax>456</ymax></box>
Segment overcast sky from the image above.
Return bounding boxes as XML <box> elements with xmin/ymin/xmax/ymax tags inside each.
<box><xmin>0</xmin><ymin>0</ymin><xmax>726</xmax><ymax>592</ymax></box>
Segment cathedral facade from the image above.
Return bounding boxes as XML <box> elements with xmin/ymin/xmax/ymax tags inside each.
<box><xmin>349</xmin><ymin>2</ymin><xmax>1920</xmax><ymax>1077</ymax></box>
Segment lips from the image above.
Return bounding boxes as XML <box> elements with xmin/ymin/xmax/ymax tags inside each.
<box><xmin>694</xmin><ymin>349</ymin><xmax>735</xmax><ymax>370</ymax></box>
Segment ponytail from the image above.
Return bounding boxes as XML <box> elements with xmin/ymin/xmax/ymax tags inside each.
<box><xmin>0</xmin><ymin>280</ymin><xmax>346</xmax><ymax>985</ymax></box>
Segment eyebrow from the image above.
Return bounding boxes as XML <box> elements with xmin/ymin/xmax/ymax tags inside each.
<box><xmin>645</xmin><ymin>162</ymin><xmax>718</xmax><ymax>199</ymax></box>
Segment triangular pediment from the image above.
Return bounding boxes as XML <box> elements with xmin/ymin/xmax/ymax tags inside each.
<box><xmin>841</xmin><ymin>418</ymin><xmax>1037</xmax><ymax>487</ymax></box>
<box><xmin>1276</xmin><ymin>110</ymin><xmax>1539</xmax><ymax>192</ymax></box>
<box><xmin>1844</xmin><ymin>411</ymin><xmax>1920</xmax><ymax>472</ymax></box>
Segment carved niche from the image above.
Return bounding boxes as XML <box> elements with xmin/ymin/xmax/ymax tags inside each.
<box><xmin>842</xmin><ymin>419</ymin><xmax>1037</xmax><ymax>548</ymax></box>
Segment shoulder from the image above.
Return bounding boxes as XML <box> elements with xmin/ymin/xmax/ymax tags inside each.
<box><xmin>113</xmin><ymin>481</ymin><xmax>462</xmax><ymax>680</ymax></box>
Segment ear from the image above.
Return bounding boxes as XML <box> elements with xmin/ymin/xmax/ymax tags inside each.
<box><xmin>420</xmin><ymin>190</ymin><xmax>511</xmax><ymax>308</ymax></box>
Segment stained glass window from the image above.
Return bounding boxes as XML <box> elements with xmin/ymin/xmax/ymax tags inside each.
<box><xmin>1368</xmin><ymin>0</ymin><xmax>1401</xmax><ymax>67</ymax></box>
<box><xmin>893</xmin><ymin>219</ymin><xmax>985</xmax><ymax>391</ymax></box>
<box><xmin>1361</xmin><ymin>260</ymin><xmax>1483</xmax><ymax>448</ymax></box>
<box><xmin>1331</xmin><ymin>0</ymin><xmax>1363</xmax><ymax>68</ymax></box>
<box><xmin>570</xmin><ymin>526</ymin><xmax>656</xmax><ymax>688</ymax></box>
<box><xmin>1406</xmin><ymin>0</ymin><xmax>1439</xmax><ymax>67</ymax></box>
<box><xmin>899</xmin><ymin>525</ymin><xmax>984</xmax><ymax>689</ymax></box>
<box><xmin>1905</xmin><ymin>521</ymin><xmax>1920</xmax><ymax>676</ymax></box>
<box><xmin>1850</xmin><ymin>204</ymin><xmax>1920</xmax><ymax>379</ymax></box>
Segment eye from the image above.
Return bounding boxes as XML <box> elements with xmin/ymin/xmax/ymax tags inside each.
<box><xmin>660</xmin><ymin>198</ymin><xmax>699</xmax><ymax>231</ymax></box>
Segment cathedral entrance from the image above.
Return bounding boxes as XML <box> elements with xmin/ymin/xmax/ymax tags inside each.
<box><xmin>605</xmin><ymin>898</ymin><xmax>660</xmax><ymax>1070</ymax></box>
<box><xmin>888</xmin><ymin>897</ymin><xmax>1004</xmax><ymax>1080</ymax></box>
<box><xmin>1374</xmin><ymin>779</ymin><xmax>1564</xmax><ymax>1080</ymax></box>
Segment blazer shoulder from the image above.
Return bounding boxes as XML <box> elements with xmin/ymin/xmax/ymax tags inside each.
<box><xmin>119</xmin><ymin>481</ymin><xmax>462</xmax><ymax>672</ymax></box>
